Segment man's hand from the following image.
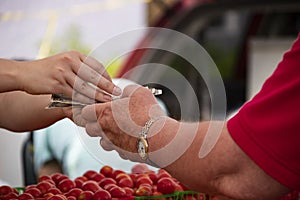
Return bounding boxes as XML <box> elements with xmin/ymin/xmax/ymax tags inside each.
<box><xmin>81</xmin><ymin>84</ymin><xmax>166</xmax><ymax>160</ymax></box>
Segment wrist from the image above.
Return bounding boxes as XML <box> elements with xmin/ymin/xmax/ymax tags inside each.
<box><xmin>137</xmin><ymin>117</ymin><xmax>164</xmax><ymax>160</ymax></box>
<box><xmin>15</xmin><ymin>60</ymin><xmax>33</xmax><ymax>92</ymax></box>
<box><xmin>0</xmin><ymin>59</ymin><xmax>23</xmax><ymax>92</ymax></box>
<box><xmin>11</xmin><ymin>60</ymin><xmax>26</xmax><ymax>91</ymax></box>
<box><xmin>149</xmin><ymin>117</ymin><xmax>180</xmax><ymax>168</ymax></box>
<box><xmin>147</xmin><ymin>117</ymin><xmax>178</xmax><ymax>151</ymax></box>
<box><xmin>137</xmin><ymin>117</ymin><xmax>179</xmax><ymax>167</ymax></box>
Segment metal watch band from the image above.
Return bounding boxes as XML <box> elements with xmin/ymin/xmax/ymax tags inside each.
<box><xmin>137</xmin><ymin>116</ymin><xmax>164</xmax><ymax>165</ymax></box>
<box><xmin>140</xmin><ymin>117</ymin><xmax>162</xmax><ymax>139</ymax></box>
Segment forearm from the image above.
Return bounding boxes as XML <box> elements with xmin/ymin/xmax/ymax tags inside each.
<box><xmin>0</xmin><ymin>91</ymin><xmax>66</xmax><ymax>132</ymax></box>
<box><xmin>148</xmin><ymin>119</ymin><xmax>289</xmax><ymax>199</ymax></box>
<box><xmin>84</xmin><ymin>85</ymin><xmax>290</xmax><ymax>199</ymax></box>
<box><xmin>148</xmin><ymin>119</ymin><xmax>218</xmax><ymax>192</ymax></box>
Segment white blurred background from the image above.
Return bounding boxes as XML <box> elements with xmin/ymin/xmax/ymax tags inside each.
<box><xmin>0</xmin><ymin>0</ymin><xmax>147</xmax><ymax>186</ymax></box>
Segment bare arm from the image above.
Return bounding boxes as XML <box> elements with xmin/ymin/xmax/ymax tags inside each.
<box><xmin>0</xmin><ymin>51</ymin><xmax>121</xmax><ymax>103</ymax></box>
<box><xmin>0</xmin><ymin>51</ymin><xmax>122</xmax><ymax>131</ymax></box>
<box><xmin>81</xmin><ymin>85</ymin><xmax>290</xmax><ymax>200</ymax></box>
<box><xmin>0</xmin><ymin>91</ymin><xmax>67</xmax><ymax>132</ymax></box>
<box><xmin>152</xmin><ymin>119</ymin><xmax>289</xmax><ymax>200</ymax></box>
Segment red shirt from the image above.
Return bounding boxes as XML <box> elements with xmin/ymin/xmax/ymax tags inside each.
<box><xmin>227</xmin><ymin>33</ymin><xmax>300</xmax><ymax>190</ymax></box>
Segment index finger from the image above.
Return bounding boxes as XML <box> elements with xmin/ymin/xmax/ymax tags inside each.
<box><xmin>81</xmin><ymin>104</ymin><xmax>98</xmax><ymax>121</ymax></box>
<box><xmin>78</xmin><ymin>54</ymin><xmax>122</xmax><ymax>96</ymax></box>
<box><xmin>76</xmin><ymin>63</ymin><xmax>121</xmax><ymax>95</ymax></box>
<box><xmin>79</xmin><ymin>53</ymin><xmax>112</xmax><ymax>82</ymax></box>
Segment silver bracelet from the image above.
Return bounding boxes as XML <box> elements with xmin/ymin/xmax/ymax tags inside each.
<box><xmin>137</xmin><ymin>116</ymin><xmax>164</xmax><ymax>167</ymax></box>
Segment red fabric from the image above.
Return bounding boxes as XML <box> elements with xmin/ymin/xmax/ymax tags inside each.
<box><xmin>227</xmin><ymin>33</ymin><xmax>300</xmax><ymax>190</ymax></box>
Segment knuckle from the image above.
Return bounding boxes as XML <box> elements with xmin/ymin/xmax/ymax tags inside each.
<box><xmin>97</xmin><ymin>107</ymin><xmax>112</xmax><ymax>124</ymax></box>
<box><xmin>53</xmin><ymin>67</ymin><xmax>68</xmax><ymax>83</ymax></box>
<box><xmin>105</xmin><ymin>81</ymin><xmax>114</xmax><ymax>91</ymax></box>
<box><xmin>55</xmin><ymin>66</ymin><xmax>67</xmax><ymax>74</ymax></box>
<box><xmin>97</xmin><ymin>62</ymin><xmax>105</xmax><ymax>70</ymax></box>
<box><xmin>103</xmin><ymin>106</ymin><xmax>112</xmax><ymax>117</ymax></box>
<box><xmin>67</xmin><ymin>50</ymin><xmax>80</xmax><ymax>57</ymax></box>
<box><xmin>86</xmin><ymin>125</ymin><xmax>95</xmax><ymax>136</ymax></box>
<box><xmin>90</xmin><ymin>70</ymin><xmax>98</xmax><ymax>80</ymax></box>
<box><xmin>80</xmin><ymin>81</ymin><xmax>87</xmax><ymax>90</ymax></box>
<box><xmin>99</xmin><ymin>79</ymin><xmax>114</xmax><ymax>92</ymax></box>
<box><xmin>61</xmin><ymin>53</ymin><xmax>73</xmax><ymax>62</ymax></box>
<box><xmin>52</xmin><ymin>84</ymin><xmax>65</xmax><ymax>94</ymax></box>
<box><xmin>60</xmin><ymin>51</ymin><xmax>79</xmax><ymax>65</ymax></box>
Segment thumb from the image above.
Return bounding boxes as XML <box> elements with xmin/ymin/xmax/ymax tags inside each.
<box><xmin>82</xmin><ymin>102</ymin><xmax>112</xmax><ymax>122</ymax></box>
<box><xmin>121</xmin><ymin>84</ymin><xmax>142</xmax><ymax>98</ymax></box>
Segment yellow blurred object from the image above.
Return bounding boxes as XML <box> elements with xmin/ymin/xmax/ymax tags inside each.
<box><xmin>0</xmin><ymin>0</ymin><xmax>151</xmax><ymax>61</ymax></box>
<box><xmin>36</xmin><ymin>13</ymin><xmax>58</xmax><ymax>59</ymax></box>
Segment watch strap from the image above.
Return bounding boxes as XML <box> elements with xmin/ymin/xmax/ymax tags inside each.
<box><xmin>137</xmin><ymin>116</ymin><xmax>164</xmax><ymax>165</ymax></box>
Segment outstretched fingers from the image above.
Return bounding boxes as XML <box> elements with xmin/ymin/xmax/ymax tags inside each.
<box><xmin>68</xmin><ymin>52</ymin><xmax>122</xmax><ymax>102</ymax></box>
<box><xmin>79</xmin><ymin>53</ymin><xmax>112</xmax><ymax>82</ymax></box>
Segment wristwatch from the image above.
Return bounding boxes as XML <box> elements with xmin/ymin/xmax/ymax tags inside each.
<box><xmin>137</xmin><ymin>117</ymin><xmax>162</xmax><ymax>162</ymax></box>
<box><xmin>137</xmin><ymin>136</ymin><xmax>149</xmax><ymax>160</ymax></box>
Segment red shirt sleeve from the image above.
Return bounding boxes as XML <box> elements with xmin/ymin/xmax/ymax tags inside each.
<box><xmin>227</xmin><ymin>33</ymin><xmax>300</xmax><ymax>190</ymax></box>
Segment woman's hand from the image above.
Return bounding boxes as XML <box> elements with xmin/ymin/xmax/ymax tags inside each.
<box><xmin>16</xmin><ymin>51</ymin><xmax>121</xmax><ymax>103</ymax></box>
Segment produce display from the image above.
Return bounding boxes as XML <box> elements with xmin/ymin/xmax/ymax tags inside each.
<box><xmin>0</xmin><ymin>164</ymin><xmax>299</xmax><ymax>200</ymax></box>
<box><xmin>0</xmin><ymin>164</ymin><xmax>209</xmax><ymax>200</ymax></box>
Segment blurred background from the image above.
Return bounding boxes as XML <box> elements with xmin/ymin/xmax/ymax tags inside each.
<box><xmin>0</xmin><ymin>0</ymin><xmax>299</xmax><ymax>187</ymax></box>
<box><xmin>0</xmin><ymin>0</ymin><xmax>147</xmax><ymax>186</ymax></box>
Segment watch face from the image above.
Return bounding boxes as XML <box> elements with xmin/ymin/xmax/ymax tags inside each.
<box><xmin>137</xmin><ymin>137</ymin><xmax>148</xmax><ymax>160</ymax></box>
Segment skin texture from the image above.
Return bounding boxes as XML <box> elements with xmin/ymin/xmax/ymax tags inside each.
<box><xmin>0</xmin><ymin>51</ymin><xmax>121</xmax><ymax>102</ymax></box>
<box><xmin>0</xmin><ymin>51</ymin><xmax>120</xmax><ymax>131</ymax></box>
<box><xmin>81</xmin><ymin>85</ymin><xmax>290</xmax><ymax>200</ymax></box>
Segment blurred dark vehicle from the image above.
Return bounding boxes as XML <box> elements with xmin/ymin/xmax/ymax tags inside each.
<box><xmin>116</xmin><ymin>0</ymin><xmax>300</xmax><ymax>121</ymax></box>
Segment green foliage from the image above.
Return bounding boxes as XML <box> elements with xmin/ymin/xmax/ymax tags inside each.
<box><xmin>49</xmin><ymin>24</ymin><xmax>91</xmax><ymax>56</ymax></box>
<box><xmin>47</xmin><ymin>24</ymin><xmax>123</xmax><ymax>77</ymax></box>
<box><xmin>204</xmin><ymin>43</ymin><xmax>236</xmax><ymax>80</ymax></box>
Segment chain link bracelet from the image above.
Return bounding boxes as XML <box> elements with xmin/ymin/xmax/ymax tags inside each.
<box><xmin>137</xmin><ymin>116</ymin><xmax>164</xmax><ymax>168</ymax></box>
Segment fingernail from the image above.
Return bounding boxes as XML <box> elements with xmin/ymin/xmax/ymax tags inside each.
<box><xmin>103</xmin><ymin>94</ymin><xmax>112</xmax><ymax>102</ymax></box>
<box><xmin>113</xmin><ymin>86</ymin><xmax>122</xmax><ymax>95</ymax></box>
